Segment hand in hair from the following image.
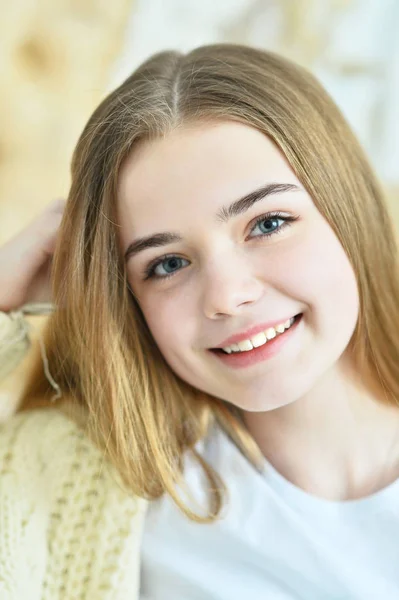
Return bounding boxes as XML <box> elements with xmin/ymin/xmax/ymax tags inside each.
<box><xmin>0</xmin><ymin>198</ymin><xmax>65</xmax><ymax>311</ymax></box>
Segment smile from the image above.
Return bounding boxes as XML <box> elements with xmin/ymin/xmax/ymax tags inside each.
<box><xmin>209</xmin><ymin>313</ymin><xmax>303</xmax><ymax>369</ymax></box>
<box><xmin>219</xmin><ymin>316</ymin><xmax>297</xmax><ymax>354</ymax></box>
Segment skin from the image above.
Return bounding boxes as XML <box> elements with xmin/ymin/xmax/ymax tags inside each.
<box><xmin>0</xmin><ymin>198</ymin><xmax>65</xmax><ymax>311</ymax></box>
<box><xmin>117</xmin><ymin>120</ymin><xmax>399</xmax><ymax>501</ymax></box>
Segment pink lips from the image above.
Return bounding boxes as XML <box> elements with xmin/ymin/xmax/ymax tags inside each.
<box><xmin>212</xmin><ymin>314</ymin><xmax>300</xmax><ymax>349</ymax></box>
<box><xmin>210</xmin><ymin>313</ymin><xmax>303</xmax><ymax>369</ymax></box>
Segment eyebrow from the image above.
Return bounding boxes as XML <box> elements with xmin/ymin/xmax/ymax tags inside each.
<box><xmin>124</xmin><ymin>182</ymin><xmax>301</xmax><ymax>262</ymax></box>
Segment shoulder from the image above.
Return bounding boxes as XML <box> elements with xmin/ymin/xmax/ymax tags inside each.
<box><xmin>0</xmin><ymin>403</ymin><xmax>149</xmax><ymax>525</ymax></box>
<box><xmin>0</xmin><ymin>404</ymin><xmax>148</xmax><ymax>510</ymax></box>
<box><xmin>0</xmin><ymin>405</ymin><xmax>96</xmax><ymax>482</ymax></box>
<box><xmin>0</xmin><ymin>406</ymin><xmax>77</xmax><ymax>478</ymax></box>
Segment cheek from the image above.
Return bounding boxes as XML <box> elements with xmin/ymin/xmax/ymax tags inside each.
<box><xmin>139</xmin><ymin>292</ymin><xmax>192</xmax><ymax>359</ymax></box>
<box><xmin>288</xmin><ymin>222</ymin><xmax>359</xmax><ymax>333</ymax></box>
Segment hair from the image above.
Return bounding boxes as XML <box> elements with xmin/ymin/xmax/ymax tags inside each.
<box><xmin>18</xmin><ymin>43</ymin><xmax>399</xmax><ymax>523</ymax></box>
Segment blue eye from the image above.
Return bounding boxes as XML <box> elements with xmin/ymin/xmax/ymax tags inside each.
<box><xmin>143</xmin><ymin>211</ymin><xmax>299</xmax><ymax>281</ymax></box>
<box><xmin>146</xmin><ymin>256</ymin><xmax>189</xmax><ymax>279</ymax></box>
<box><xmin>250</xmin><ymin>215</ymin><xmax>284</xmax><ymax>237</ymax></box>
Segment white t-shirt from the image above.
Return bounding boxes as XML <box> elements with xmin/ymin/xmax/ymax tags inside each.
<box><xmin>139</xmin><ymin>422</ymin><xmax>399</xmax><ymax>599</ymax></box>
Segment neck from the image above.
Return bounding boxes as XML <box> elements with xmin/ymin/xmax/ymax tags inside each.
<box><xmin>242</xmin><ymin>360</ymin><xmax>399</xmax><ymax>501</ymax></box>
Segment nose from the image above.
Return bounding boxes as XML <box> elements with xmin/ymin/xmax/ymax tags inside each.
<box><xmin>201</xmin><ymin>254</ymin><xmax>264</xmax><ymax>319</ymax></box>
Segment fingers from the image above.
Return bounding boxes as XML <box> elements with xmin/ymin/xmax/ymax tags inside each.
<box><xmin>46</xmin><ymin>197</ymin><xmax>66</xmax><ymax>214</ymax></box>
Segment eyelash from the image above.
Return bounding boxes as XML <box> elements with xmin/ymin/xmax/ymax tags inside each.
<box><xmin>142</xmin><ymin>211</ymin><xmax>299</xmax><ymax>281</ymax></box>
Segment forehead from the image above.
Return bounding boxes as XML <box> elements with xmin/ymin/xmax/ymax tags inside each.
<box><xmin>116</xmin><ymin>121</ymin><xmax>299</xmax><ymax>230</ymax></box>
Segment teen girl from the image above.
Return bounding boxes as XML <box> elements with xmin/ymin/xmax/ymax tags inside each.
<box><xmin>1</xmin><ymin>43</ymin><xmax>399</xmax><ymax>599</ymax></box>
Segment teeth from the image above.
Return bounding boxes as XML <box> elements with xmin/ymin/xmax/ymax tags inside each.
<box><xmin>222</xmin><ymin>316</ymin><xmax>297</xmax><ymax>354</ymax></box>
<box><xmin>265</xmin><ymin>327</ymin><xmax>277</xmax><ymax>340</ymax></box>
<box><xmin>251</xmin><ymin>331</ymin><xmax>267</xmax><ymax>348</ymax></box>
<box><xmin>238</xmin><ymin>339</ymin><xmax>253</xmax><ymax>351</ymax></box>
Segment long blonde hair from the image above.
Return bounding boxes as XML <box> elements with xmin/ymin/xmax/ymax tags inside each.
<box><xmin>19</xmin><ymin>43</ymin><xmax>399</xmax><ymax>522</ymax></box>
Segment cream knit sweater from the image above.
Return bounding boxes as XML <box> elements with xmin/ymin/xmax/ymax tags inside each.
<box><xmin>0</xmin><ymin>308</ymin><xmax>148</xmax><ymax>599</ymax></box>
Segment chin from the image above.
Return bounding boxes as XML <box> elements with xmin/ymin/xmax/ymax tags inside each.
<box><xmin>225</xmin><ymin>394</ymin><xmax>292</xmax><ymax>413</ymax></box>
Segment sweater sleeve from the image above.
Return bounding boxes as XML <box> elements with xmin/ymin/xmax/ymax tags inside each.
<box><xmin>0</xmin><ymin>302</ymin><xmax>55</xmax><ymax>383</ymax></box>
<box><xmin>0</xmin><ymin>407</ymin><xmax>148</xmax><ymax>600</ymax></box>
<box><xmin>0</xmin><ymin>310</ymin><xmax>31</xmax><ymax>383</ymax></box>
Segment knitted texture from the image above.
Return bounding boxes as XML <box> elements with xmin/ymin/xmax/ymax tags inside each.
<box><xmin>0</xmin><ymin>407</ymin><xmax>148</xmax><ymax>599</ymax></box>
<box><xmin>0</xmin><ymin>303</ymin><xmax>56</xmax><ymax>383</ymax></box>
<box><xmin>0</xmin><ymin>310</ymin><xmax>31</xmax><ymax>382</ymax></box>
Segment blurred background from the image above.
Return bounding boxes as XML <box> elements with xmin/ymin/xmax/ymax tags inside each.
<box><xmin>1</xmin><ymin>0</ymin><xmax>398</xmax><ymax>414</ymax></box>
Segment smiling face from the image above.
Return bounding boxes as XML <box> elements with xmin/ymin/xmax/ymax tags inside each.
<box><xmin>116</xmin><ymin>120</ymin><xmax>360</xmax><ymax>412</ymax></box>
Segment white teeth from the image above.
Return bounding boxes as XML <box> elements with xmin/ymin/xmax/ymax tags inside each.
<box><xmin>265</xmin><ymin>327</ymin><xmax>277</xmax><ymax>340</ymax></box>
<box><xmin>251</xmin><ymin>331</ymin><xmax>267</xmax><ymax>348</ymax></box>
<box><xmin>238</xmin><ymin>339</ymin><xmax>253</xmax><ymax>351</ymax></box>
<box><xmin>221</xmin><ymin>315</ymin><xmax>298</xmax><ymax>354</ymax></box>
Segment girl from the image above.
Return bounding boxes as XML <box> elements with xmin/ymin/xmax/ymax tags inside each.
<box><xmin>1</xmin><ymin>43</ymin><xmax>399</xmax><ymax>599</ymax></box>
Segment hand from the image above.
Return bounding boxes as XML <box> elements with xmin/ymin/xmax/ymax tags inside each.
<box><xmin>0</xmin><ymin>198</ymin><xmax>66</xmax><ymax>312</ymax></box>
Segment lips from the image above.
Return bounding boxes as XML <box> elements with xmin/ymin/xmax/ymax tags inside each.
<box><xmin>210</xmin><ymin>313</ymin><xmax>302</xmax><ymax>351</ymax></box>
<box><xmin>209</xmin><ymin>313</ymin><xmax>303</xmax><ymax>369</ymax></box>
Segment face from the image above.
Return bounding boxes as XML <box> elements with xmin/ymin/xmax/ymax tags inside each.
<box><xmin>116</xmin><ymin>121</ymin><xmax>360</xmax><ymax>412</ymax></box>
